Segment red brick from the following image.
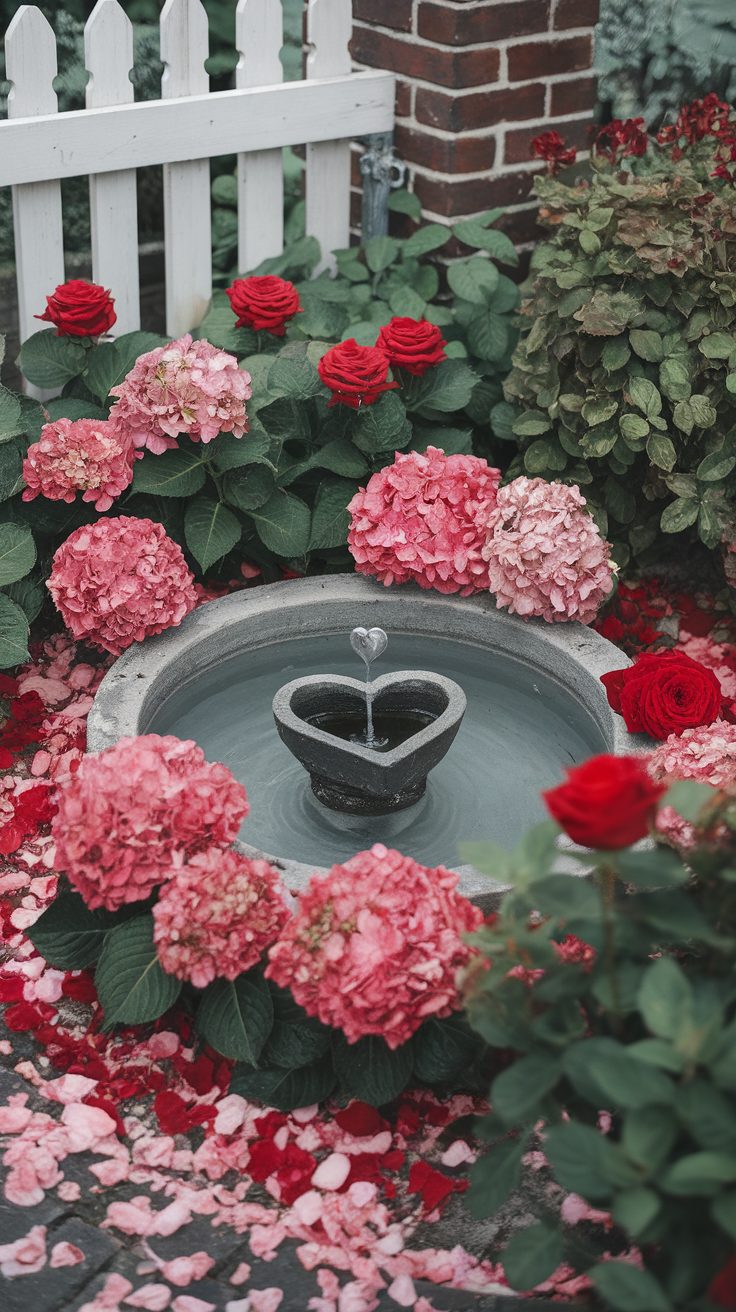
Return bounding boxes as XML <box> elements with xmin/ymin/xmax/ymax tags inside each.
<box><xmin>412</xmin><ymin>167</ymin><xmax>539</xmax><ymax>217</ymax></box>
<box><xmin>503</xmin><ymin>115</ymin><xmax>592</xmax><ymax>164</ymax></box>
<box><xmin>553</xmin><ymin>0</ymin><xmax>599</xmax><ymax>28</ymax></box>
<box><xmin>418</xmin><ymin>0</ymin><xmax>549</xmax><ymax>45</ymax></box>
<box><xmin>415</xmin><ymin>82</ymin><xmax>545</xmax><ymax>132</ymax></box>
<box><xmin>498</xmin><ymin>205</ymin><xmax>543</xmax><ymax>247</ymax></box>
<box><xmin>395</xmin><ymin>78</ymin><xmax>413</xmax><ymax>119</ymax></box>
<box><xmin>350</xmin><ymin>25</ymin><xmax>499</xmax><ymax>89</ymax></box>
<box><xmin>507</xmin><ymin>35</ymin><xmax>593</xmax><ymax>82</ymax></box>
<box><xmin>395</xmin><ymin>124</ymin><xmax>496</xmax><ymax>173</ymax></box>
<box><xmin>353</xmin><ymin>0</ymin><xmax>414</xmax><ymax>33</ymax></box>
<box><xmin>550</xmin><ymin>75</ymin><xmax>597</xmax><ymax>117</ymax></box>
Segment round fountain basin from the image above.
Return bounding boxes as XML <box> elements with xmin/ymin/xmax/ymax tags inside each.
<box><xmin>87</xmin><ymin>575</ymin><xmax>644</xmax><ymax>906</ymax></box>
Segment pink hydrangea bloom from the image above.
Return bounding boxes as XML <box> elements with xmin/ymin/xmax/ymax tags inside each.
<box><xmin>22</xmin><ymin>418</ymin><xmax>135</xmax><ymax>512</ymax></box>
<box><xmin>47</xmin><ymin>516</ymin><xmax>198</xmax><ymax>655</ymax></box>
<box><xmin>153</xmin><ymin>849</ymin><xmax>289</xmax><ymax>988</ymax></box>
<box><xmin>347</xmin><ymin>447</ymin><xmax>500</xmax><ymax>595</ymax></box>
<box><xmin>52</xmin><ymin>734</ymin><xmax>248</xmax><ymax>911</ymax></box>
<box><xmin>649</xmin><ymin>721</ymin><xmax>736</xmax><ymax>791</ymax></box>
<box><xmin>265</xmin><ymin>844</ymin><xmax>482</xmax><ymax>1049</ymax></box>
<box><xmin>480</xmin><ymin>476</ymin><xmax>615</xmax><ymax>623</ymax></box>
<box><xmin>109</xmin><ymin>334</ymin><xmax>252</xmax><ymax>454</ymax></box>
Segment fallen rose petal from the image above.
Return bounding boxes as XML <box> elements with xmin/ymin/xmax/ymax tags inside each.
<box><xmin>50</xmin><ymin>1241</ymin><xmax>85</xmax><ymax>1268</ymax></box>
<box><xmin>0</xmin><ymin>1224</ymin><xmax>47</xmax><ymax>1277</ymax></box>
<box><xmin>124</xmin><ymin>1283</ymin><xmax>172</xmax><ymax>1311</ymax></box>
<box><xmin>311</xmin><ymin>1152</ymin><xmax>351</xmax><ymax>1192</ymax></box>
<box><xmin>79</xmin><ymin>1274</ymin><xmax>135</xmax><ymax>1311</ymax></box>
<box><xmin>155</xmin><ymin>1253</ymin><xmax>215</xmax><ymax>1287</ymax></box>
<box><xmin>171</xmin><ymin>1298</ymin><xmax>216</xmax><ymax>1312</ymax></box>
<box><xmin>229</xmin><ymin>1262</ymin><xmax>252</xmax><ymax>1287</ymax></box>
<box><xmin>248</xmin><ymin>1292</ymin><xmax>283</xmax><ymax>1312</ymax></box>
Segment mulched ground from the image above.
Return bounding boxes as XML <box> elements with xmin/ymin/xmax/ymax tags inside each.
<box><xmin>0</xmin><ymin>576</ymin><xmax>734</xmax><ymax>1312</ymax></box>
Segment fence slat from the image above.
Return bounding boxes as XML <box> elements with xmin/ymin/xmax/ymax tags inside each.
<box><xmin>235</xmin><ymin>0</ymin><xmax>284</xmax><ymax>273</ymax></box>
<box><xmin>85</xmin><ymin>0</ymin><xmax>140</xmax><ymax>335</ymax></box>
<box><xmin>6</xmin><ymin>5</ymin><xmax>64</xmax><ymax>397</ymax></box>
<box><xmin>305</xmin><ymin>0</ymin><xmax>352</xmax><ymax>273</ymax></box>
<box><xmin>160</xmin><ymin>0</ymin><xmax>211</xmax><ymax>337</ymax></box>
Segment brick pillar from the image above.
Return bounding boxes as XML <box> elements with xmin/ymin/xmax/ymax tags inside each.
<box><xmin>350</xmin><ymin>0</ymin><xmax>599</xmax><ymax>246</ymax></box>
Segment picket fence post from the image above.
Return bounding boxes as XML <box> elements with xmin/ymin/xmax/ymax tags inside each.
<box><xmin>85</xmin><ymin>0</ymin><xmax>141</xmax><ymax>336</ymax></box>
<box><xmin>160</xmin><ymin>0</ymin><xmax>212</xmax><ymax>338</ymax></box>
<box><xmin>235</xmin><ymin>0</ymin><xmax>284</xmax><ymax>273</ymax></box>
<box><xmin>305</xmin><ymin>0</ymin><xmax>352</xmax><ymax>273</ymax></box>
<box><xmin>5</xmin><ymin>5</ymin><xmax>65</xmax><ymax>397</ymax></box>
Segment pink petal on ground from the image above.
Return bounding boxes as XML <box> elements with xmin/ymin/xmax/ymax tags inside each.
<box><xmin>0</xmin><ymin>1224</ymin><xmax>47</xmax><ymax>1277</ymax></box>
<box><xmin>57</xmin><ymin>1182</ymin><xmax>82</xmax><ymax>1202</ymax></box>
<box><xmin>124</xmin><ymin>1284</ymin><xmax>172</xmax><ymax>1310</ymax></box>
<box><xmin>156</xmin><ymin>1254</ymin><xmax>215</xmax><ymax>1287</ymax></box>
<box><xmin>225</xmin><ymin>1302</ymin><xmax>251</xmax><ymax>1312</ymax></box>
<box><xmin>171</xmin><ymin>1298</ymin><xmax>216</xmax><ymax>1312</ymax></box>
<box><xmin>387</xmin><ymin>1275</ymin><xmax>416</xmax><ymax>1308</ymax></box>
<box><xmin>79</xmin><ymin>1274</ymin><xmax>135</xmax><ymax>1311</ymax></box>
<box><xmin>50</xmin><ymin>1241</ymin><xmax>84</xmax><ymax>1268</ymax></box>
<box><xmin>229</xmin><ymin>1262</ymin><xmax>251</xmax><ymax>1286</ymax></box>
<box><xmin>311</xmin><ymin>1153</ymin><xmax>351</xmax><ymax>1192</ymax></box>
<box><xmin>249</xmin><ymin>1292</ymin><xmax>283</xmax><ymax>1312</ymax></box>
<box><xmin>61</xmin><ymin>1102</ymin><xmax>117</xmax><ymax>1150</ymax></box>
<box><xmin>46</xmin><ymin>1074</ymin><xmax>98</xmax><ymax>1104</ymax></box>
<box><xmin>440</xmin><ymin>1139</ymin><xmax>475</xmax><ymax>1168</ymax></box>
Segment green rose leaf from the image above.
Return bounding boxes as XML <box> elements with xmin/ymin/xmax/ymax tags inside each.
<box><xmin>660</xmin><ymin>497</ymin><xmax>699</xmax><ymax>533</ymax></box>
<box><xmin>582</xmin><ymin>398</ymin><xmax>618</xmax><ymax>426</ymax></box>
<box><xmin>231</xmin><ymin>1054</ymin><xmax>337</xmax><ymax>1112</ymax></box>
<box><xmin>249</xmin><ymin>489</ymin><xmax>311</xmax><ymax>557</ymax></box>
<box><xmin>467</xmin><ymin>1135</ymin><xmax>527</xmax><ymax>1218</ymax></box>
<box><xmin>388</xmin><ymin>189</ymin><xmax>422</xmax><ymax>220</ymax></box>
<box><xmin>133</xmin><ymin>448</ymin><xmax>207</xmax><ymax>498</ymax></box>
<box><xmin>628</xmin><ymin>377</ymin><xmax>662</xmax><ymax>418</ymax></box>
<box><xmin>388</xmin><ymin>284</ymin><xmax>427</xmax><ymax>319</ymax></box>
<box><xmin>332</xmin><ymin>1033</ymin><xmax>413</xmax><ymax>1106</ymax></box>
<box><xmin>502</xmin><ymin>1223</ymin><xmax>564</xmax><ymax>1292</ymax></box>
<box><xmin>612</xmin><ymin>1186</ymin><xmax>662</xmax><ymax>1238</ymax></box>
<box><xmin>491</xmin><ymin>1052</ymin><xmax>561</xmax><ymax>1124</ymax></box>
<box><xmin>0</xmin><ymin>524</ymin><xmax>35</xmax><ymax>586</ymax></box>
<box><xmin>18</xmin><ymin>331</ymin><xmax>87</xmax><ymax>389</ymax></box>
<box><xmin>308</xmin><ymin>477</ymin><xmax>354</xmax><ymax>551</ymax></box>
<box><xmin>84</xmin><ymin>341</ymin><xmax>126</xmax><ymax>403</ymax></box>
<box><xmin>196</xmin><ymin>971</ymin><xmax>274</xmax><ymax>1063</ymax></box>
<box><xmin>353</xmin><ymin>392</ymin><xmax>411</xmax><ymax>454</ymax></box>
<box><xmin>467</xmin><ymin>313</ymin><xmax>509</xmax><ymax>363</ymax></box>
<box><xmin>408</xmin><ymin>359</ymin><xmax>478</xmax><ymax>416</ymax></box>
<box><xmin>268</xmin><ymin>343</ymin><xmax>323</xmax><ymax>400</ymax></box>
<box><xmin>28</xmin><ymin>889</ymin><xmax>108</xmax><ymax>970</ymax></box>
<box><xmin>447</xmin><ymin>258</ymin><xmax>499</xmax><ymax>305</ymax></box>
<box><xmin>661</xmin><ymin>1151</ymin><xmax>736</xmax><ymax>1196</ymax></box>
<box><xmin>0</xmin><ymin>592</ymin><xmax>30</xmax><ymax>667</ymax></box>
<box><xmin>512</xmin><ymin>410</ymin><xmax>551</xmax><ymax>437</ymax></box>
<box><xmin>185</xmin><ymin>497</ymin><xmax>241</xmax><ymax>570</ymax></box>
<box><xmin>524</xmin><ymin>439</ymin><xmax>567</xmax><ymax>474</ymax></box>
<box><xmin>590</xmin><ymin>1261</ymin><xmax>672</xmax><ymax>1312</ymax></box>
<box><xmin>689</xmin><ymin>393</ymin><xmax>717</xmax><ymax>428</ymax></box>
<box><xmin>601</xmin><ymin>338</ymin><xmax>631</xmax><ymax>372</ymax></box>
<box><xmin>491</xmin><ymin>402</ymin><xmax>520</xmax><ymax>441</ymax></box>
<box><xmin>108</xmin><ymin>331</ymin><xmax>168</xmax><ymax>388</ymax></box>
<box><xmin>363</xmin><ymin>235</ymin><xmax>399</xmax><ymax>273</ymax></box>
<box><xmin>620</xmin><ymin>414</ymin><xmax>650</xmax><ymax>442</ymax></box>
<box><xmin>402</xmin><ymin>224</ymin><xmax>450</xmax><ymax>257</ymax></box>
<box><xmin>545</xmin><ymin>1120</ymin><xmax>635</xmax><ymax>1199</ymax></box>
<box><xmin>95</xmin><ymin>916</ymin><xmax>182</xmax><ymax>1027</ymax></box>
<box><xmin>196</xmin><ymin>292</ymin><xmax>256</xmax><ymax>355</ymax></box>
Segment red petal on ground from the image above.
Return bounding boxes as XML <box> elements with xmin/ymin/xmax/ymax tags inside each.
<box><xmin>333</xmin><ymin>1101</ymin><xmax>390</xmax><ymax>1138</ymax></box>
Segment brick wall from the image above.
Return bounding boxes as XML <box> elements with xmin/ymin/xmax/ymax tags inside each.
<box><xmin>350</xmin><ymin>0</ymin><xmax>599</xmax><ymax>246</ymax></box>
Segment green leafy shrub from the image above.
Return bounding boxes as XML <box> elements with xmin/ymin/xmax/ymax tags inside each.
<box><xmin>5</xmin><ymin>211</ymin><xmax>517</xmax><ymax>618</ymax></box>
<box><xmin>498</xmin><ymin>131</ymin><xmax>736</xmax><ymax>572</ymax></box>
<box><xmin>462</xmin><ymin>782</ymin><xmax>736</xmax><ymax>1310</ymax></box>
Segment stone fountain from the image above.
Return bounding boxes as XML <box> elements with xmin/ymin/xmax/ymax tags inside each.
<box><xmin>87</xmin><ymin>574</ymin><xmax>643</xmax><ymax>910</ymax></box>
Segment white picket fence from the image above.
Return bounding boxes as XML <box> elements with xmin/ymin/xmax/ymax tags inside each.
<box><xmin>0</xmin><ymin>0</ymin><xmax>395</xmax><ymax>347</ymax></box>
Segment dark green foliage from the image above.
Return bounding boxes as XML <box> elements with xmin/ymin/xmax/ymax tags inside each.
<box><xmin>464</xmin><ymin>786</ymin><xmax>736</xmax><ymax>1310</ymax></box>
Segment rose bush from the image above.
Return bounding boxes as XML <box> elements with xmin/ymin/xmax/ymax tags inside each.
<box><xmin>461</xmin><ymin>769</ymin><xmax>736</xmax><ymax>1312</ymax></box>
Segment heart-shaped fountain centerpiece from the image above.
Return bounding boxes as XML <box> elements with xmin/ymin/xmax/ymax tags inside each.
<box><xmin>272</xmin><ymin>670</ymin><xmax>467</xmax><ymax>815</ymax></box>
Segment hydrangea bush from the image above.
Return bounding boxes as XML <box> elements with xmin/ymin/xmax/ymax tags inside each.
<box><xmin>499</xmin><ymin>97</ymin><xmax>736</xmax><ymax>579</ymax></box>
<box><xmin>28</xmin><ymin>735</ymin><xmax>488</xmax><ymax>1112</ymax></box>
<box><xmin>461</xmin><ymin>766</ymin><xmax>736</xmax><ymax>1312</ymax></box>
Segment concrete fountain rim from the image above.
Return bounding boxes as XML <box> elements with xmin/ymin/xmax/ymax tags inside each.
<box><xmin>86</xmin><ymin>574</ymin><xmax>648</xmax><ymax>907</ymax></box>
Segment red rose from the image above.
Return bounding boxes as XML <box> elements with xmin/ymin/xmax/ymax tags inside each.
<box><xmin>317</xmin><ymin>339</ymin><xmax>398</xmax><ymax>409</ymax></box>
<box><xmin>531</xmin><ymin>130</ymin><xmax>578</xmax><ymax>173</ymax></box>
<box><xmin>543</xmin><ymin>754</ymin><xmax>665</xmax><ymax>849</ymax></box>
<box><xmin>225</xmin><ymin>275</ymin><xmax>302</xmax><ymax>336</ymax></box>
<box><xmin>375</xmin><ymin>317</ymin><xmax>447</xmax><ymax>376</ymax></box>
<box><xmin>601</xmin><ymin>650</ymin><xmax>726</xmax><ymax>740</ymax></box>
<box><xmin>36</xmin><ymin>279</ymin><xmax>116</xmax><ymax>337</ymax></box>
